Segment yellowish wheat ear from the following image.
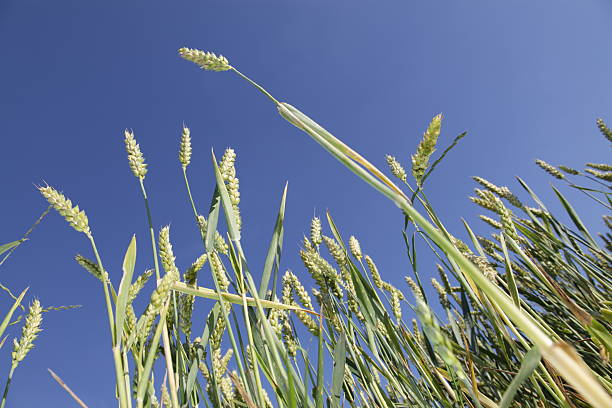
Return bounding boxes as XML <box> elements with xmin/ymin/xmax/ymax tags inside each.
<box><xmin>12</xmin><ymin>299</ymin><xmax>43</xmax><ymax>365</ymax></box>
<box><xmin>39</xmin><ymin>186</ymin><xmax>90</xmax><ymax>235</ymax></box>
<box><xmin>386</xmin><ymin>155</ymin><xmax>407</xmax><ymax>182</ymax></box>
<box><xmin>179</xmin><ymin>47</ymin><xmax>231</xmax><ymax>71</ymax></box>
<box><xmin>124</xmin><ymin>130</ymin><xmax>148</xmax><ymax>179</ymax></box>
<box><xmin>535</xmin><ymin>159</ymin><xmax>564</xmax><ymax>179</ymax></box>
<box><xmin>179</xmin><ymin>126</ymin><xmax>192</xmax><ymax>168</ymax></box>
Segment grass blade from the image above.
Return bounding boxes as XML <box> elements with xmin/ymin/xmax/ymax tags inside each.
<box><xmin>330</xmin><ymin>334</ymin><xmax>347</xmax><ymax>407</ymax></box>
<box><xmin>115</xmin><ymin>235</ymin><xmax>137</xmax><ymax>345</ymax></box>
<box><xmin>498</xmin><ymin>347</ymin><xmax>541</xmax><ymax>408</ymax></box>
<box><xmin>0</xmin><ymin>241</ymin><xmax>21</xmax><ymax>258</ymax></box>
<box><xmin>259</xmin><ymin>182</ymin><xmax>288</xmax><ymax>298</ymax></box>
<box><xmin>315</xmin><ymin>315</ymin><xmax>325</xmax><ymax>408</ymax></box>
<box><xmin>551</xmin><ymin>185</ymin><xmax>598</xmax><ymax>246</ymax></box>
<box><xmin>499</xmin><ymin>234</ymin><xmax>520</xmax><ymax>309</ymax></box>
<box><xmin>0</xmin><ymin>287</ymin><xmax>28</xmax><ymax>339</ymax></box>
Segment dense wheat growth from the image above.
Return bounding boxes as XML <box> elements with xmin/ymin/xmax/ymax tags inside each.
<box><xmin>1</xmin><ymin>50</ymin><xmax>610</xmax><ymax>408</ymax></box>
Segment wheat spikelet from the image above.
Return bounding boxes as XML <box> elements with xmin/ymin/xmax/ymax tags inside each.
<box><xmin>158</xmin><ymin>226</ymin><xmax>178</xmax><ymax>275</ymax></box>
<box><xmin>596</xmin><ymin>118</ymin><xmax>612</xmax><ymax>143</ymax></box>
<box><xmin>365</xmin><ymin>255</ymin><xmax>383</xmax><ymax>289</ymax></box>
<box><xmin>281</xmin><ymin>317</ymin><xmax>298</xmax><ymax>357</ymax></box>
<box><xmin>300</xmin><ymin>249</ymin><xmax>342</xmax><ymax>298</ymax></box>
<box><xmin>160</xmin><ymin>382</ymin><xmax>170</xmax><ymax>407</ymax></box>
<box><xmin>411</xmin><ymin>114</ymin><xmax>442</xmax><ymax>186</ymax></box>
<box><xmin>559</xmin><ymin>165</ymin><xmax>580</xmax><ymax>175</ymax></box>
<box><xmin>437</xmin><ymin>264</ymin><xmax>460</xmax><ymax>304</ymax></box>
<box><xmin>322</xmin><ymin>235</ymin><xmax>346</xmax><ymax>267</ymax></box>
<box><xmin>432</xmin><ymin>278</ymin><xmax>450</xmax><ymax>309</ymax></box>
<box><xmin>470</xmin><ymin>189</ymin><xmax>502</xmax><ymax>214</ymax></box>
<box><xmin>404</xmin><ymin>276</ymin><xmax>424</xmax><ymax>301</ymax></box>
<box><xmin>179</xmin><ymin>47</ymin><xmax>231</xmax><ymax>71</ymax></box>
<box><xmin>466</xmin><ymin>253</ymin><xmax>497</xmax><ymax>281</ymax></box>
<box><xmin>197</xmin><ymin>215</ymin><xmax>229</xmax><ymax>254</ymax></box>
<box><xmin>587</xmin><ymin>163</ymin><xmax>612</xmax><ymax>171</ymax></box>
<box><xmin>129</xmin><ymin>269</ymin><xmax>154</xmax><ymax>302</ymax></box>
<box><xmin>75</xmin><ymin>254</ymin><xmax>108</xmax><ymax>282</ymax></box>
<box><xmin>386</xmin><ymin>155</ymin><xmax>407</xmax><ymax>182</ymax></box>
<box><xmin>12</xmin><ymin>299</ymin><xmax>43</xmax><ymax>365</ymax></box>
<box><xmin>585</xmin><ymin>168</ymin><xmax>612</xmax><ymax>182</ymax></box>
<box><xmin>281</xmin><ymin>271</ymin><xmax>319</xmax><ymax>335</ymax></box>
<box><xmin>184</xmin><ymin>254</ymin><xmax>207</xmax><ymax>286</ymax></box>
<box><xmin>124</xmin><ymin>130</ymin><xmax>148</xmax><ymax>179</ymax></box>
<box><xmin>390</xmin><ymin>290</ymin><xmax>402</xmax><ymax>322</ymax></box>
<box><xmin>210</xmin><ymin>315</ymin><xmax>227</xmax><ymax>351</ymax></box>
<box><xmin>179</xmin><ymin>125</ymin><xmax>192</xmax><ymax>168</ymax></box>
<box><xmin>411</xmin><ymin>319</ymin><xmax>423</xmax><ymax>347</ymax></box>
<box><xmin>219</xmin><ymin>149</ymin><xmax>242</xmax><ymax>230</ymax></box>
<box><xmin>348</xmin><ymin>236</ymin><xmax>362</xmax><ymax>260</ymax></box>
<box><xmin>535</xmin><ymin>159</ymin><xmax>564</xmax><ymax>179</ymax></box>
<box><xmin>302</xmin><ymin>236</ymin><xmax>315</xmax><ymax>253</ymax></box>
<box><xmin>479</xmin><ymin>215</ymin><xmax>502</xmax><ymax>230</ymax></box>
<box><xmin>473</xmin><ymin>176</ymin><xmax>523</xmax><ymax>208</ymax></box>
<box><xmin>267</xmin><ymin>307</ymin><xmax>283</xmax><ymax>336</ymax></box>
<box><xmin>310</xmin><ymin>217</ymin><xmax>322</xmax><ymax>246</ymax></box>
<box><xmin>472</xmin><ymin>176</ymin><xmax>506</xmax><ymax>197</ymax></box>
<box><xmin>209</xmin><ymin>251</ymin><xmax>230</xmax><ymax>291</ymax></box>
<box><xmin>39</xmin><ymin>186</ymin><xmax>90</xmax><ymax>234</ymax></box>
<box><xmin>123</xmin><ymin>305</ymin><xmax>137</xmax><ymax>341</ymax></box>
<box><xmin>139</xmin><ymin>269</ymin><xmax>179</xmax><ymax>342</ymax></box>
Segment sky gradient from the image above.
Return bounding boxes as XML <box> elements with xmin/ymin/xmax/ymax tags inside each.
<box><xmin>1</xmin><ymin>1</ymin><xmax>612</xmax><ymax>406</ymax></box>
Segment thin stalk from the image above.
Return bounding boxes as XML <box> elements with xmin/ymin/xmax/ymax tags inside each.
<box><xmin>240</xmin><ymin>290</ymin><xmax>266</xmax><ymax>407</ymax></box>
<box><xmin>0</xmin><ymin>365</ymin><xmax>15</xmax><ymax>408</ymax></box>
<box><xmin>113</xmin><ymin>346</ymin><xmax>130</xmax><ymax>408</ymax></box>
<box><xmin>181</xmin><ymin>168</ymin><xmax>199</xmax><ymax>229</ymax></box>
<box><xmin>138</xmin><ymin>178</ymin><xmax>179</xmax><ymax>408</ymax></box>
<box><xmin>136</xmin><ymin>300</ymin><xmax>172</xmax><ymax>407</ymax></box>
<box><xmin>171</xmin><ymin>281</ymin><xmax>316</xmax><ymax>313</ymax></box>
<box><xmin>232</xmin><ymin>238</ymin><xmax>270</xmax><ymax>406</ymax></box>
<box><xmin>0</xmin><ymin>205</ymin><xmax>51</xmax><ymax>267</ymax></box>
<box><xmin>122</xmin><ymin>351</ymin><xmax>133</xmax><ymax>408</ymax></box>
<box><xmin>88</xmin><ymin>234</ymin><xmax>129</xmax><ymax>408</ymax></box>
<box><xmin>230</xmin><ymin>67</ymin><xmax>280</xmax><ymax>106</ymax></box>
<box><xmin>161</xmin><ymin>327</ymin><xmax>180</xmax><ymax>408</ymax></box>
<box><xmin>139</xmin><ymin>179</ymin><xmax>161</xmax><ymax>282</ymax></box>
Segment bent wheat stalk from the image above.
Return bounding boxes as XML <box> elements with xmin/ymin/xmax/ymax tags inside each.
<box><xmin>171</xmin><ymin>281</ymin><xmax>320</xmax><ymax>316</ymax></box>
<box><xmin>179</xmin><ymin>47</ymin><xmax>612</xmax><ymax>407</ymax></box>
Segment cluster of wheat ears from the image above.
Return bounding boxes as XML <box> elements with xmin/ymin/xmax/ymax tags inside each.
<box><xmin>1</xmin><ymin>48</ymin><xmax>611</xmax><ymax>407</ymax></box>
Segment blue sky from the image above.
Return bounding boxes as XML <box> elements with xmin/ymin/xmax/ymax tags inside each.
<box><xmin>1</xmin><ymin>1</ymin><xmax>611</xmax><ymax>406</ymax></box>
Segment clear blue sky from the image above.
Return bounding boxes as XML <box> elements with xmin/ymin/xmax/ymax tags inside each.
<box><xmin>1</xmin><ymin>1</ymin><xmax>611</xmax><ymax>406</ymax></box>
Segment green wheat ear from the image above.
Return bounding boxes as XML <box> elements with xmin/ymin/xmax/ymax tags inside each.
<box><xmin>596</xmin><ymin>118</ymin><xmax>612</xmax><ymax>143</ymax></box>
<box><xmin>179</xmin><ymin>47</ymin><xmax>231</xmax><ymax>71</ymax></box>
<box><xmin>411</xmin><ymin>114</ymin><xmax>442</xmax><ymax>186</ymax></box>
